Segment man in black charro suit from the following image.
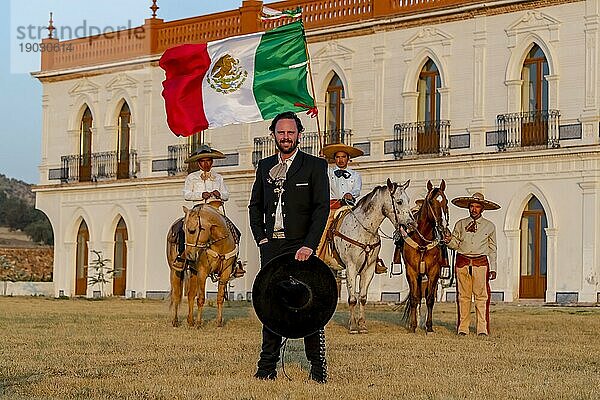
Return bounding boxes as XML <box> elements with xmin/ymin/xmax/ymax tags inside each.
<box><xmin>249</xmin><ymin>111</ymin><xmax>330</xmax><ymax>383</ymax></box>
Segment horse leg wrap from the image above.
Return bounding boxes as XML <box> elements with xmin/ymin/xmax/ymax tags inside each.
<box><xmin>305</xmin><ymin>328</ymin><xmax>327</xmax><ymax>383</ymax></box>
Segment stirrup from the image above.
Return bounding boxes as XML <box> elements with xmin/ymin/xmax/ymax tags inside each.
<box><xmin>233</xmin><ymin>262</ymin><xmax>246</xmax><ymax>278</ymax></box>
<box><xmin>375</xmin><ymin>258</ymin><xmax>387</xmax><ymax>274</ymax></box>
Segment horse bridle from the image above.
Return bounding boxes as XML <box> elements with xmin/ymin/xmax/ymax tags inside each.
<box><xmin>412</xmin><ymin>189</ymin><xmax>447</xmax><ymax>245</ymax></box>
<box><xmin>184</xmin><ymin>212</ymin><xmax>229</xmax><ymax>258</ymax></box>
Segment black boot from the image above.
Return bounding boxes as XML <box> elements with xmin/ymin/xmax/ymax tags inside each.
<box><xmin>305</xmin><ymin>328</ymin><xmax>327</xmax><ymax>383</ymax></box>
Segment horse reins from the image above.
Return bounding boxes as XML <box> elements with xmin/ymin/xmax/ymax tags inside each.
<box><xmin>184</xmin><ymin>212</ymin><xmax>239</xmax><ymax>282</ymax></box>
<box><xmin>332</xmin><ymin>184</ymin><xmax>406</xmax><ymax>275</ymax></box>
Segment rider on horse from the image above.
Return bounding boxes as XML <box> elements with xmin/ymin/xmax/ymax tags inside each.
<box><xmin>173</xmin><ymin>144</ymin><xmax>245</xmax><ymax>277</ymax></box>
<box><xmin>317</xmin><ymin>143</ymin><xmax>387</xmax><ymax>275</ymax></box>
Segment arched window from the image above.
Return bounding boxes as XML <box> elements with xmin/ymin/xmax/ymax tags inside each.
<box><xmin>75</xmin><ymin>220</ymin><xmax>89</xmax><ymax>296</ymax></box>
<box><xmin>416</xmin><ymin>59</ymin><xmax>441</xmax><ymax>154</ymax></box>
<box><xmin>417</xmin><ymin>59</ymin><xmax>441</xmax><ymax>123</ymax></box>
<box><xmin>521</xmin><ymin>44</ymin><xmax>549</xmax><ymax>113</ymax></box>
<box><xmin>520</xmin><ymin>196</ymin><xmax>547</xmax><ymax>299</ymax></box>
<box><xmin>520</xmin><ymin>45</ymin><xmax>550</xmax><ymax>146</ymax></box>
<box><xmin>79</xmin><ymin>107</ymin><xmax>93</xmax><ymax>182</ymax></box>
<box><xmin>325</xmin><ymin>73</ymin><xmax>345</xmax><ymax>144</ymax></box>
<box><xmin>113</xmin><ymin>217</ymin><xmax>128</xmax><ymax>296</ymax></box>
<box><xmin>117</xmin><ymin>102</ymin><xmax>131</xmax><ymax>179</ymax></box>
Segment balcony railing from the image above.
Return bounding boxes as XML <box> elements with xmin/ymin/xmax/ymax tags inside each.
<box><xmin>393</xmin><ymin>120</ymin><xmax>451</xmax><ymax>158</ymax></box>
<box><xmin>252</xmin><ymin>131</ymin><xmax>344</xmax><ymax>167</ymax></box>
<box><xmin>61</xmin><ymin>151</ymin><xmax>138</xmax><ymax>183</ymax></box>
<box><xmin>496</xmin><ymin>110</ymin><xmax>560</xmax><ymax>150</ymax></box>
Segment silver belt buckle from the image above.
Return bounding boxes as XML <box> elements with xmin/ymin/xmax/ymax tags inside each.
<box><xmin>272</xmin><ymin>231</ymin><xmax>285</xmax><ymax>239</ymax></box>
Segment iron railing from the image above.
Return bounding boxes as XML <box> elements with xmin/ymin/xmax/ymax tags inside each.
<box><xmin>60</xmin><ymin>150</ymin><xmax>138</xmax><ymax>182</ymax></box>
<box><xmin>252</xmin><ymin>131</ymin><xmax>323</xmax><ymax>167</ymax></box>
<box><xmin>393</xmin><ymin>120</ymin><xmax>451</xmax><ymax>158</ymax></box>
<box><xmin>167</xmin><ymin>144</ymin><xmax>190</xmax><ymax>175</ymax></box>
<box><xmin>496</xmin><ymin>110</ymin><xmax>560</xmax><ymax>150</ymax></box>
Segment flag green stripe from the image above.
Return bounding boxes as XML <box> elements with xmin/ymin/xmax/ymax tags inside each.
<box><xmin>253</xmin><ymin>21</ymin><xmax>314</xmax><ymax>119</ymax></box>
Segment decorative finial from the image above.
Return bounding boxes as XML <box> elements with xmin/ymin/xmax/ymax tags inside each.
<box><xmin>48</xmin><ymin>12</ymin><xmax>55</xmax><ymax>39</ymax></box>
<box><xmin>150</xmin><ymin>0</ymin><xmax>159</xmax><ymax>19</ymax></box>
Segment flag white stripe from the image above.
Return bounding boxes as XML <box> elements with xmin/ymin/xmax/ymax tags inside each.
<box><xmin>203</xmin><ymin>34</ymin><xmax>263</xmax><ymax>128</ymax></box>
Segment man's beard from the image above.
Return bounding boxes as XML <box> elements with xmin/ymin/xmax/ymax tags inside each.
<box><xmin>275</xmin><ymin>138</ymin><xmax>299</xmax><ymax>154</ymax></box>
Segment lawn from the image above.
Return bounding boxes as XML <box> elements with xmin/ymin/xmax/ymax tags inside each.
<box><xmin>1</xmin><ymin>297</ymin><xmax>599</xmax><ymax>399</ymax></box>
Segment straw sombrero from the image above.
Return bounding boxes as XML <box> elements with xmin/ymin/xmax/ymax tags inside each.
<box><xmin>252</xmin><ymin>253</ymin><xmax>337</xmax><ymax>339</ymax></box>
<box><xmin>184</xmin><ymin>144</ymin><xmax>226</xmax><ymax>163</ymax></box>
<box><xmin>322</xmin><ymin>143</ymin><xmax>364</xmax><ymax>159</ymax></box>
<box><xmin>451</xmin><ymin>192</ymin><xmax>500</xmax><ymax>210</ymax></box>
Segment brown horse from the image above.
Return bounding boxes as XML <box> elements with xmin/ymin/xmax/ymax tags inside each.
<box><xmin>166</xmin><ymin>205</ymin><xmax>239</xmax><ymax>327</ymax></box>
<box><xmin>402</xmin><ymin>180</ymin><xmax>449</xmax><ymax>333</ymax></box>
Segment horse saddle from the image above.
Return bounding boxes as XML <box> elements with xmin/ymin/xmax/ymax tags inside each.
<box><xmin>324</xmin><ymin>208</ymin><xmax>352</xmax><ymax>271</ymax></box>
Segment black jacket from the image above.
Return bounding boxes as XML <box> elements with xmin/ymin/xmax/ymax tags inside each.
<box><xmin>248</xmin><ymin>150</ymin><xmax>329</xmax><ymax>251</ymax></box>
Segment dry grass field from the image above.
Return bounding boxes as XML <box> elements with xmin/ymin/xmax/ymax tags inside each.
<box><xmin>1</xmin><ymin>297</ymin><xmax>599</xmax><ymax>400</ymax></box>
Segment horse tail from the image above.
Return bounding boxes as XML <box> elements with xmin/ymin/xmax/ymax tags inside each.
<box><xmin>401</xmin><ymin>273</ymin><xmax>424</xmax><ymax>326</ymax></box>
<box><xmin>401</xmin><ymin>297</ymin><xmax>410</xmax><ymax>326</ymax></box>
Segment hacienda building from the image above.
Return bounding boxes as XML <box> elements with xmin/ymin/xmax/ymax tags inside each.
<box><xmin>33</xmin><ymin>0</ymin><xmax>600</xmax><ymax>303</ymax></box>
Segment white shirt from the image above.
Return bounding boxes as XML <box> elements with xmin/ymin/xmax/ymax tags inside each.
<box><xmin>183</xmin><ymin>170</ymin><xmax>229</xmax><ymax>204</ymax></box>
<box><xmin>447</xmin><ymin>216</ymin><xmax>497</xmax><ymax>271</ymax></box>
<box><xmin>328</xmin><ymin>166</ymin><xmax>362</xmax><ymax>200</ymax></box>
<box><xmin>273</xmin><ymin>150</ymin><xmax>298</xmax><ymax>231</ymax></box>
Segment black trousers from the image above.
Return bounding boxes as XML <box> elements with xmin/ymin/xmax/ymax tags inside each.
<box><xmin>256</xmin><ymin>238</ymin><xmax>327</xmax><ymax>374</ymax></box>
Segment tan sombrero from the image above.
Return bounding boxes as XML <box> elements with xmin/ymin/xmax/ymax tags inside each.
<box><xmin>451</xmin><ymin>192</ymin><xmax>500</xmax><ymax>210</ymax></box>
<box><xmin>184</xmin><ymin>144</ymin><xmax>226</xmax><ymax>163</ymax></box>
<box><xmin>322</xmin><ymin>143</ymin><xmax>364</xmax><ymax>159</ymax></box>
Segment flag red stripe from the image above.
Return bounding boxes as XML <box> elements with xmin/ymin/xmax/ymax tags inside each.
<box><xmin>159</xmin><ymin>44</ymin><xmax>211</xmax><ymax>136</ymax></box>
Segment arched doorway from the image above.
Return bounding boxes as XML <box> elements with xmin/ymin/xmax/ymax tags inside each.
<box><xmin>519</xmin><ymin>196</ymin><xmax>548</xmax><ymax>299</ymax></box>
<box><xmin>79</xmin><ymin>106</ymin><xmax>93</xmax><ymax>182</ymax></box>
<box><xmin>75</xmin><ymin>220</ymin><xmax>89</xmax><ymax>295</ymax></box>
<box><xmin>116</xmin><ymin>102</ymin><xmax>131</xmax><ymax>179</ymax></box>
<box><xmin>521</xmin><ymin>44</ymin><xmax>549</xmax><ymax>146</ymax></box>
<box><xmin>325</xmin><ymin>73</ymin><xmax>345</xmax><ymax>144</ymax></box>
<box><xmin>113</xmin><ymin>217</ymin><xmax>128</xmax><ymax>296</ymax></box>
<box><xmin>417</xmin><ymin>58</ymin><xmax>441</xmax><ymax>154</ymax></box>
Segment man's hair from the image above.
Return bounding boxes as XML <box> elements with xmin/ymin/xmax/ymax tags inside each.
<box><xmin>269</xmin><ymin>111</ymin><xmax>304</xmax><ymax>134</ymax></box>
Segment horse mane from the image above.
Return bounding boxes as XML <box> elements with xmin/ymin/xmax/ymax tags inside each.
<box><xmin>354</xmin><ymin>185</ymin><xmax>385</xmax><ymax>214</ymax></box>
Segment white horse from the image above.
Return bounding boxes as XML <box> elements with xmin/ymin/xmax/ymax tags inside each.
<box><xmin>328</xmin><ymin>179</ymin><xmax>413</xmax><ymax>333</ymax></box>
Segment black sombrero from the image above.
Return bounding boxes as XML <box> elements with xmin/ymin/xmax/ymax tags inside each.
<box><xmin>252</xmin><ymin>253</ymin><xmax>338</xmax><ymax>339</ymax></box>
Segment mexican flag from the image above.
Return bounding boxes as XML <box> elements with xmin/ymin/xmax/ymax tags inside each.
<box><xmin>160</xmin><ymin>21</ymin><xmax>314</xmax><ymax>137</ymax></box>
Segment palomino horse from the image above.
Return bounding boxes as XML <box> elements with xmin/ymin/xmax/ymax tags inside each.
<box><xmin>327</xmin><ymin>179</ymin><xmax>413</xmax><ymax>333</ymax></box>
<box><xmin>402</xmin><ymin>180</ymin><xmax>449</xmax><ymax>333</ymax></box>
<box><xmin>166</xmin><ymin>205</ymin><xmax>238</xmax><ymax>327</ymax></box>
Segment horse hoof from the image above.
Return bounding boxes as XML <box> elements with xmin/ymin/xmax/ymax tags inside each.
<box><xmin>171</xmin><ymin>320</ymin><xmax>180</xmax><ymax>327</ymax></box>
<box><xmin>359</xmin><ymin>328</ymin><xmax>368</xmax><ymax>334</ymax></box>
<box><xmin>349</xmin><ymin>328</ymin><xmax>359</xmax><ymax>334</ymax></box>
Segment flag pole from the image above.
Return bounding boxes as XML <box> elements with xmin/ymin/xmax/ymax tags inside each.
<box><xmin>302</xmin><ymin>27</ymin><xmax>323</xmax><ymax>156</ymax></box>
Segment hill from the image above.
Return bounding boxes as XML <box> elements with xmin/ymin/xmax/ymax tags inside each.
<box><xmin>0</xmin><ymin>174</ymin><xmax>53</xmax><ymax>246</ymax></box>
<box><xmin>0</xmin><ymin>173</ymin><xmax>35</xmax><ymax>206</ymax></box>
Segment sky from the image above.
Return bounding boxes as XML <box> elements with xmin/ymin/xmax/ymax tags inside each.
<box><xmin>0</xmin><ymin>0</ymin><xmax>242</xmax><ymax>184</ymax></box>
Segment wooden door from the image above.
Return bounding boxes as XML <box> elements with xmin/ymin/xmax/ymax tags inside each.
<box><xmin>113</xmin><ymin>218</ymin><xmax>128</xmax><ymax>296</ymax></box>
<box><xmin>116</xmin><ymin>103</ymin><xmax>131</xmax><ymax>179</ymax></box>
<box><xmin>519</xmin><ymin>197</ymin><xmax>547</xmax><ymax>299</ymax></box>
<box><xmin>521</xmin><ymin>45</ymin><xmax>549</xmax><ymax>147</ymax></box>
<box><xmin>75</xmin><ymin>221</ymin><xmax>89</xmax><ymax>296</ymax></box>
<box><xmin>79</xmin><ymin>107</ymin><xmax>93</xmax><ymax>182</ymax></box>
<box><xmin>417</xmin><ymin>59</ymin><xmax>440</xmax><ymax>154</ymax></box>
<box><xmin>522</xmin><ymin>112</ymin><xmax>548</xmax><ymax>147</ymax></box>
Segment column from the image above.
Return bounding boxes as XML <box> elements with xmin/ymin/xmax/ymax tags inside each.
<box><xmin>544</xmin><ymin>228</ymin><xmax>559</xmax><ymax>303</ymax></box>
<box><xmin>578</xmin><ymin>180</ymin><xmax>599</xmax><ymax>302</ymax></box>
<box><xmin>504</xmin><ymin>229</ymin><xmax>520</xmax><ymax>302</ymax></box>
